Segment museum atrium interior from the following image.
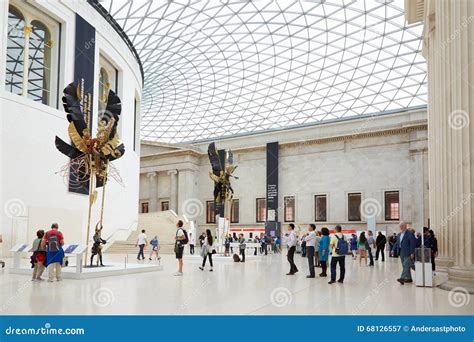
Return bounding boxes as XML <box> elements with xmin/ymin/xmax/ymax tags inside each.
<box><xmin>0</xmin><ymin>0</ymin><xmax>472</xmax><ymax>315</ymax></box>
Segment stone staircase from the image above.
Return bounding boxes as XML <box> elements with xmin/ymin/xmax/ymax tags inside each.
<box><xmin>105</xmin><ymin>211</ymin><xmax>189</xmax><ymax>255</ymax></box>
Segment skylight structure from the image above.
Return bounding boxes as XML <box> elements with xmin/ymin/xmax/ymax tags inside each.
<box><xmin>102</xmin><ymin>0</ymin><xmax>427</xmax><ymax>143</ymax></box>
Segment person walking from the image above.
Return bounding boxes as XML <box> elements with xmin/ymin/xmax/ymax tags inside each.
<box><xmin>149</xmin><ymin>235</ymin><xmax>160</xmax><ymax>261</ymax></box>
<box><xmin>375</xmin><ymin>231</ymin><xmax>387</xmax><ymax>262</ymax></box>
<box><xmin>314</xmin><ymin>231</ymin><xmax>321</xmax><ymax>267</ymax></box>
<box><xmin>136</xmin><ymin>229</ymin><xmax>147</xmax><ymax>260</ymax></box>
<box><xmin>286</xmin><ymin>224</ymin><xmax>298</xmax><ymax>275</ymax></box>
<box><xmin>305</xmin><ymin>224</ymin><xmax>317</xmax><ymax>278</ymax></box>
<box><xmin>31</xmin><ymin>229</ymin><xmax>46</xmax><ymax>281</ymax></box>
<box><xmin>367</xmin><ymin>230</ymin><xmax>375</xmax><ymax>266</ymax></box>
<box><xmin>174</xmin><ymin>220</ymin><xmax>187</xmax><ymax>276</ymax></box>
<box><xmin>358</xmin><ymin>232</ymin><xmax>368</xmax><ymax>267</ymax></box>
<box><xmin>318</xmin><ymin>227</ymin><xmax>330</xmax><ymax>277</ymax></box>
<box><xmin>328</xmin><ymin>225</ymin><xmax>347</xmax><ymax>284</ymax></box>
<box><xmin>41</xmin><ymin>223</ymin><xmax>65</xmax><ymax>282</ymax></box>
<box><xmin>396</xmin><ymin>222</ymin><xmax>416</xmax><ymax>285</ymax></box>
<box><xmin>189</xmin><ymin>233</ymin><xmax>195</xmax><ymax>255</ymax></box>
<box><xmin>199</xmin><ymin>229</ymin><xmax>214</xmax><ymax>272</ymax></box>
<box><xmin>350</xmin><ymin>233</ymin><xmax>358</xmax><ymax>260</ymax></box>
<box><xmin>238</xmin><ymin>233</ymin><xmax>246</xmax><ymax>262</ymax></box>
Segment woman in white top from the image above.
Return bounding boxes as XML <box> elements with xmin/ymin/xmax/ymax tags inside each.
<box><xmin>304</xmin><ymin>224</ymin><xmax>317</xmax><ymax>278</ymax></box>
<box><xmin>199</xmin><ymin>229</ymin><xmax>214</xmax><ymax>272</ymax></box>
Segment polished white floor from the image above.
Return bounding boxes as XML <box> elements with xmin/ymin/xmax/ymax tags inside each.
<box><xmin>0</xmin><ymin>252</ymin><xmax>472</xmax><ymax>315</ymax></box>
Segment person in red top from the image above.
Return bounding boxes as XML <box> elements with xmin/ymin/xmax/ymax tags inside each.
<box><xmin>41</xmin><ymin>223</ymin><xmax>65</xmax><ymax>282</ymax></box>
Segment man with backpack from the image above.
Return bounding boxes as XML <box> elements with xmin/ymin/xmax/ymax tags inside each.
<box><xmin>328</xmin><ymin>225</ymin><xmax>347</xmax><ymax>284</ymax></box>
<box><xmin>174</xmin><ymin>220</ymin><xmax>188</xmax><ymax>276</ymax></box>
<box><xmin>41</xmin><ymin>223</ymin><xmax>65</xmax><ymax>282</ymax></box>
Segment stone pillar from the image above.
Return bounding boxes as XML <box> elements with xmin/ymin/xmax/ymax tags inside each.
<box><xmin>410</xmin><ymin>0</ymin><xmax>474</xmax><ymax>292</ymax></box>
<box><xmin>178</xmin><ymin>169</ymin><xmax>198</xmax><ymax>218</ymax></box>
<box><xmin>146</xmin><ymin>172</ymin><xmax>158</xmax><ymax>212</ymax></box>
<box><xmin>410</xmin><ymin>148</ymin><xmax>427</xmax><ymax>230</ymax></box>
<box><xmin>168</xmin><ymin>170</ymin><xmax>178</xmax><ymax>213</ymax></box>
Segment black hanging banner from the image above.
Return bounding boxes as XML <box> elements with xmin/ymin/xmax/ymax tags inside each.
<box><xmin>266</xmin><ymin>142</ymin><xmax>279</xmax><ymax>237</ymax></box>
<box><xmin>69</xmin><ymin>14</ymin><xmax>96</xmax><ymax>194</ymax></box>
<box><xmin>215</xmin><ymin>149</ymin><xmax>226</xmax><ymax>218</ymax></box>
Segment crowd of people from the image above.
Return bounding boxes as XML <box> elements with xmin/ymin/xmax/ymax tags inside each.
<box><xmin>286</xmin><ymin>222</ymin><xmax>439</xmax><ymax>285</ymax></box>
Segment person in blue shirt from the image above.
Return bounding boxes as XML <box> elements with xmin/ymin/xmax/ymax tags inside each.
<box><xmin>318</xmin><ymin>227</ymin><xmax>330</xmax><ymax>277</ymax></box>
<box><xmin>396</xmin><ymin>223</ymin><xmax>416</xmax><ymax>285</ymax></box>
<box><xmin>149</xmin><ymin>235</ymin><xmax>160</xmax><ymax>261</ymax></box>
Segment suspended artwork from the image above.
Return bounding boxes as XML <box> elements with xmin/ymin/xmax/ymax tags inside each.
<box><xmin>55</xmin><ymin>82</ymin><xmax>125</xmax><ymax>265</ymax></box>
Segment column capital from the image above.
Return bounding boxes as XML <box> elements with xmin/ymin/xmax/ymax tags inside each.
<box><xmin>167</xmin><ymin>170</ymin><xmax>178</xmax><ymax>175</ymax></box>
<box><xmin>146</xmin><ymin>172</ymin><xmax>157</xmax><ymax>178</ymax></box>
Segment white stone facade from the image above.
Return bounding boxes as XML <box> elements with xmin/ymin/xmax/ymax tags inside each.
<box><xmin>140</xmin><ymin>110</ymin><xmax>429</xmax><ymax>237</ymax></box>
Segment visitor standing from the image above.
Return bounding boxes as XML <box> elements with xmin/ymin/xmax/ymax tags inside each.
<box><xmin>350</xmin><ymin>233</ymin><xmax>358</xmax><ymax>260</ymax></box>
<box><xmin>396</xmin><ymin>222</ymin><xmax>416</xmax><ymax>285</ymax></box>
<box><xmin>136</xmin><ymin>229</ymin><xmax>147</xmax><ymax>260</ymax></box>
<box><xmin>367</xmin><ymin>230</ymin><xmax>375</xmax><ymax>266</ymax></box>
<box><xmin>199</xmin><ymin>229</ymin><xmax>214</xmax><ymax>271</ymax></box>
<box><xmin>314</xmin><ymin>230</ymin><xmax>321</xmax><ymax>267</ymax></box>
<box><xmin>42</xmin><ymin>223</ymin><xmax>64</xmax><ymax>282</ymax></box>
<box><xmin>189</xmin><ymin>233</ymin><xmax>195</xmax><ymax>255</ymax></box>
<box><xmin>318</xmin><ymin>227</ymin><xmax>330</xmax><ymax>277</ymax></box>
<box><xmin>31</xmin><ymin>229</ymin><xmax>46</xmax><ymax>281</ymax></box>
<box><xmin>238</xmin><ymin>233</ymin><xmax>246</xmax><ymax>262</ymax></box>
<box><xmin>375</xmin><ymin>231</ymin><xmax>387</xmax><ymax>262</ymax></box>
<box><xmin>328</xmin><ymin>225</ymin><xmax>347</xmax><ymax>284</ymax></box>
<box><xmin>174</xmin><ymin>220</ymin><xmax>187</xmax><ymax>276</ymax></box>
<box><xmin>429</xmin><ymin>229</ymin><xmax>438</xmax><ymax>275</ymax></box>
<box><xmin>224</xmin><ymin>234</ymin><xmax>231</xmax><ymax>257</ymax></box>
<box><xmin>286</xmin><ymin>224</ymin><xmax>298</xmax><ymax>275</ymax></box>
<box><xmin>304</xmin><ymin>224</ymin><xmax>317</xmax><ymax>278</ymax></box>
<box><xmin>358</xmin><ymin>232</ymin><xmax>368</xmax><ymax>267</ymax></box>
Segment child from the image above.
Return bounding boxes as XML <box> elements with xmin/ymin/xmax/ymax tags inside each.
<box><xmin>31</xmin><ymin>230</ymin><xmax>46</xmax><ymax>281</ymax></box>
<box><xmin>149</xmin><ymin>235</ymin><xmax>160</xmax><ymax>261</ymax></box>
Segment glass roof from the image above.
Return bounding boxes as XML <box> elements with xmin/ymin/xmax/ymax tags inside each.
<box><xmin>101</xmin><ymin>0</ymin><xmax>427</xmax><ymax>143</ymax></box>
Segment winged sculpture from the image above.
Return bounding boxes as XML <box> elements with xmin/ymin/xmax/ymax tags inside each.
<box><xmin>55</xmin><ymin>82</ymin><xmax>125</xmax><ymax>189</ymax></box>
<box><xmin>208</xmin><ymin>142</ymin><xmax>238</xmax><ymax>203</ymax></box>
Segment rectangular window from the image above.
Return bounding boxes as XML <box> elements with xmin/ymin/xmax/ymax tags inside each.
<box><xmin>385</xmin><ymin>191</ymin><xmax>400</xmax><ymax>221</ymax></box>
<box><xmin>256</xmin><ymin>198</ymin><xmax>266</xmax><ymax>223</ymax></box>
<box><xmin>348</xmin><ymin>193</ymin><xmax>362</xmax><ymax>221</ymax></box>
<box><xmin>314</xmin><ymin>195</ymin><xmax>327</xmax><ymax>222</ymax></box>
<box><xmin>230</xmin><ymin>199</ymin><xmax>239</xmax><ymax>223</ymax></box>
<box><xmin>284</xmin><ymin>196</ymin><xmax>295</xmax><ymax>222</ymax></box>
<box><xmin>161</xmin><ymin>201</ymin><xmax>169</xmax><ymax>211</ymax></box>
<box><xmin>206</xmin><ymin>201</ymin><xmax>216</xmax><ymax>224</ymax></box>
<box><xmin>141</xmin><ymin>202</ymin><xmax>149</xmax><ymax>214</ymax></box>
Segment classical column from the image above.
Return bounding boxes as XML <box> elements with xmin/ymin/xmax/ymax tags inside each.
<box><xmin>409</xmin><ymin>0</ymin><xmax>474</xmax><ymax>292</ymax></box>
<box><xmin>168</xmin><ymin>170</ymin><xmax>178</xmax><ymax>213</ymax></box>
<box><xmin>146</xmin><ymin>172</ymin><xmax>158</xmax><ymax>212</ymax></box>
<box><xmin>178</xmin><ymin>169</ymin><xmax>198</xmax><ymax>218</ymax></box>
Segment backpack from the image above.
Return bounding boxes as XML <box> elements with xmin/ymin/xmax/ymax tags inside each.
<box><xmin>181</xmin><ymin>229</ymin><xmax>189</xmax><ymax>244</ymax></box>
<box><xmin>335</xmin><ymin>234</ymin><xmax>348</xmax><ymax>255</ymax></box>
<box><xmin>233</xmin><ymin>254</ymin><xmax>241</xmax><ymax>262</ymax></box>
<box><xmin>47</xmin><ymin>231</ymin><xmax>60</xmax><ymax>252</ymax></box>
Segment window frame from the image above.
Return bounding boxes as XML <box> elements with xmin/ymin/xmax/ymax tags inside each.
<box><xmin>256</xmin><ymin>198</ymin><xmax>266</xmax><ymax>223</ymax></box>
<box><xmin>314</xmin><ymin>194</ymin><xmax>328</xmax><ymax>222</ymax></box>
<box><xmin>6</xmin><ymin>3</ymin><xmax>60</xmax><ymax>107</ymax></box>
<box><xmin>141</xmin><ymin>202</ymin><xmax>149</xmax><ymax>214</ymax></box>
<box><xmin>206</xmin><ymin>200</ymin><xmax>216</xmax><ymax>224</ymax></box>
<box><xmin>230</xmin><ymin>199</ymin><xmax>239</xmax><ymax>223</ymax></box>
<box><xmin>347</xmin><ymin>192</ymin><xmax>362</xmax><ymax>222</ymax></box>
<box><xmin>283</xmin><ymin>195</ymin><xmax>295</xmax><ymax>222</ymax></box>
<box><xmin>384</xmin><ymin>190</ymin><xmax>400</xmax><ymax>221</ymax></box>
<box><xmin>161</xmin><ymin>201</ymin><xmax>170</xmax><ymax>212</ymax></box>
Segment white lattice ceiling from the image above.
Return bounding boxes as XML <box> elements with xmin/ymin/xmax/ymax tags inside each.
<box><xmin>101</xmin><ymin>0</ymin><xmax>427</xmax><ymax>143</ymax></box>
